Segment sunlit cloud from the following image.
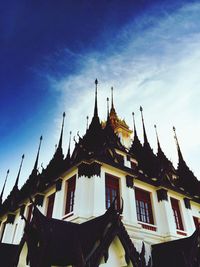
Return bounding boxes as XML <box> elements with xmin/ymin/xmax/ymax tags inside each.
<box><xmin>51</xmin><ymin>2</ymin><xmax>200</xmax><ymax>178</ymax></box>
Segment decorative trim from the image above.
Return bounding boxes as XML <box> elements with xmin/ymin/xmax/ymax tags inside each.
<box><xmin>56</xmin><ymin>178</ymin><xmax>62</xmax><ymax>191</ymax></box>
<box><xmin>7</xmin><ymin>214</ymin><xmax>16</xmax><ymax>224</ymax></box>
<box><xmin>126</xmin><ymin>175</ymin><xmax>134</xmax><ymax>188</ymax></box>
<box><xmin>78</xmin><ymin>161</ymin><xmax>101</xmax><ymax>178</ymax></box>
<box><xmin>183</xmin><ymin>198</ymin><xmax>191</xmax><ymax>209</ymax></box>
<box><xmin>156</xmin><ymin>188</ymin><xmax>168</xmax><ymax>202</ymax></box>
<box><xmin>35</xmin><ymin>194</ymin><xmax>45</xmax><ymax>207</ymax></box>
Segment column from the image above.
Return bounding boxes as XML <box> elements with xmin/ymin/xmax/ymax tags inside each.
<box><xmin>182</xmin><ymin>198</ymin><xmax>195</xmax><ymax>236</ymax></box>
<box><xmin>156</xmin><ymin>188</ymin><xmax>176</xmax><ymax>238</ymax></box>
<box><xmin>122</xmin><ymin>175</ymin><xmax>139</xmax><ymax>226</ymax></box>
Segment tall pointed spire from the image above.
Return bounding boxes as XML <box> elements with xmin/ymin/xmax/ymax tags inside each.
<box><xmin>132</xmin><ymin>112</ymin><xmax>138</xmax><ymax>139</ymax></box>
<box><xmin>58</xmin><ymin>112</ymin><xmax>66</xmax><ymax>150</ymax></box>
<box><xmin>32</xmin><ymin>135</ymin><xmax>43</xmax><ymax>175</ymax></box>
<box><xmin>14</xmin><ymin>154</ymin><xmax>25</xmax><ymax>188</ymax></box>
<box><xmin>111</xmin><ymin>86</ymin><xmax>114</xmax><ymax>110</ymax></box>
<box><xmin>86</xmin><ymin>116</ymin><xmax>89</xmax><ymax>131</ymax></box>
<box><xmin>154</xmin><ymin>125</ymin><xmax>161</xmax><ymax>151</ymax></box>
<box><xmin>0</xmin><ymin>169</ymin><xmax>9</xmax><ymax>204</ymax></box>
<box><xmin>94</xmin><ymin>79</ymin><xmax>98</xmax><ymax>117</ymax></box>
<box><xmin>66</xmin><ymin>131</ymin><xmax>72</xmax><ymax>159</ymax></box>
<box><xmin>154</xmin><ymin>125</ymin><xmax>173</xmax><ymax>172</ymax></box>
<box><xmin>107</xmin><ymin>97</ymin><xmax>110</xmax><ymax>119</ymax></box>
<box><xmin>140</xmin><ymin>106</ymin><xmax>148</xmax><ymax>145</ymax></box>
<box><xmin>130</xmin><ymin>112</ymin><xmax>143</xmax><ymax>155</ymax></box>
<box><xmin>173</xmin><ymin>126</ymin><xmax>184</xmax><ymax>163</ymax></box>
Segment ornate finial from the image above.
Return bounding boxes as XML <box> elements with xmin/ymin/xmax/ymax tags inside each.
<box><xmin>58</xmin><ymin>112</ymin><xmax>66</xmax><ymax>150</ymax></box>
<box><xmin>15</xmin><ymin>154</ymin><xmax>25</xmax><ymax>188</ymax></box>
<box><xmin>0</xmin><ymin>169</ymin><xmax>10</xmax><ymax>203</ymax></box>
<box><xmin>33</xmin><ymin>135</ymin><xmax>43</xmax><ymax>174</ymax></box>
<box><xmin>107</xmin><ymin>97</ymin><xmax>110</xmax><ymax>118</ymax></box>
<box><xmin>139</xmin><ymin>106</ymin><xmax>148</xmax><ymax>144</ymax></box>
<box><xmin>86</xmin><ymin>116</ymin><xmax>89</xmax><ymax>130</ymax></box>
<box><xmin>173</xmin><ymin>126</ymin><xmax>184</xmax><ymax>162</ymax></box>
<box><xmin>94</xmin><ymin>79</ymin><xmax>98</xmax><ymax>117</ymax></box>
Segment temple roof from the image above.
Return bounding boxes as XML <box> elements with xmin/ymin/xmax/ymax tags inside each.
<box><xmin>152</xmin><ymin>225</ymin><xmax>200</xmax><ymax>267</ymax></box>
<box><xmin>173</xmin><ymin>127</ymin><xmax>200</xmax><ymax>198</ymax></box>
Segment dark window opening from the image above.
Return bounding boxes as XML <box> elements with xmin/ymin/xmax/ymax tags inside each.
<box><xmin>46</xmin><ymin>193</ymin><xmax>55</xmax><ymax>218</ymax></box>
<box><xmin>65</xmin><ymin>176</ymin><xmax>76</xmax><ymax>214</ymax></box>
<box><xmin>170</xmin><ymin>198</ymin><xmax>184</xmax><ymax>231</ymax></box>
<box><xmin>105</xmin><ymin>173</ymin><xmax>120</xmax><ymax>210</ymax></box>
<box><xmin>135</xmin><ymin>187</ymin><xmax>154</xmax><ymax>225</ymax></box>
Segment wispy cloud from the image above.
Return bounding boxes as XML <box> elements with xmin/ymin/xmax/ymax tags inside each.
<box><xmin>49</xmin><ymin>2</ymin><xmax>200</xmax><ymax>178</ymax></box>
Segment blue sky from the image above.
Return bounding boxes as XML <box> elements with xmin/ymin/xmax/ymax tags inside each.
<box><xmin>1</xmin><ymin>0</ymin><xmax>200</xmax><ymax>198</ymax></box>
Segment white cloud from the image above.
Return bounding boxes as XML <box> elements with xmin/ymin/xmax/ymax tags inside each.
<box><xmin>50</xmin><ymin>2</ymin><xmax>200</xmax><ymax>179</ymax></box>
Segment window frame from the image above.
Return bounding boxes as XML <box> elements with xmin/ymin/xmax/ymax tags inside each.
<box><xmin>105</xmin><ymin>173</ymin><xmax>120</xmax><ymax>210</ymax></box>
<box><xmin>65</xmin><ymin>175</ymin><xmax>76</xmax><ymax>215</ymax></box>
<box><xmin>46</xmin><ymin>192</ymin><xmax>55</xmax><ymax>218</ymax></box>
<box><xmin>135</xmin><ymin>187</ymin><xmax>154</xmax><ymax>225</ymax></box>
<box><xmin>170</xmin><ymin>197</ymin><xmax>184</xmax><ymax>231</ymax></box>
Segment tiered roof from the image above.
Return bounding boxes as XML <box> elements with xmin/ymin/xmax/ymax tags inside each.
<box><xmin>0</xmin><ymin>80</ymin><xmax>199</xmax><ymax>216</ymax></box>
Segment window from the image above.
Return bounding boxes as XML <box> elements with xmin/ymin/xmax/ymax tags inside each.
<box><xmin>105</xmin><ymin>173</ymin><xmax>120</xmax><ymax>210</ymax></box>
<box><xmin>193</xmin><ymin>216</ymin><xmax>199</xmax><ymax>229</ymax></box>
<box><xmin>46</xmin><ymin>193</ymin><xmax>55</xmax><ymax>218</ymax></box>
<box><xmin>27</xmin><ymin>204</ymin><xmax>33</xmax><ymax>222</ymax></box>
<box><xmin>65</xmin><ymin>176</ymin><xmax>76</xmax><ymax>214</ymax></box>
<box><xmin>170</xmin><ymin>198</ymin><xmax>184</xmax><ymax>231</ymax></box>
<box><xmin>135</xmin><ymin>188</ymin><xmax>154</xmax><ymax>225</ymax></box>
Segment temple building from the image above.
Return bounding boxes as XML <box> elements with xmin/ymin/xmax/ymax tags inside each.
<box><xmin>0</xmin><ymin>80</ymin><xmax>199</xmax><ymax>267</ymax></box>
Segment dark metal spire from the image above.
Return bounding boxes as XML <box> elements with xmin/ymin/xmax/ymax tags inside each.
<box><xmin>14</xmin><ymin>154</ymin><xmax>25</xmax><ymax>188</ymax></box>
<box><xmin>111</xmin><ymin>86</ymin><xmax>114</xmax><ymax>109</ymax></box>
<box><xmin>173</xmin><ymin>126</ymin><xmax>184</xmax><ymax>163</ymax></box>
<box><xmin>86</xmin><ymin>116</ymin><xmax>89</xmax><ymax>131</ymax></box>
<box><xmin>58</xmin><ymin>112</ymin><xmax>66</xmax><ymax>150</ymax></box>
<box><xmin>67</xmin><ymin>131</ymin><xmax>72</xmax><ymax>158</ymax></box>
<box><xmin>132</xmin><ymin>112</ymin><xmax>138</xmax><ymax>139</ymax></box>
<box><xmin>32</xmin><ymin>136</ymin><xmax>43</xmax><ymax>175</ymax></box>
<box><xmin>0</xmin><ymin>169</ymin><xmax>9</xmax><ymax>204</ymax></box>
<box><xmin>94</xmin><ymin>79</ymin><xmax>98</xmax><ymax>117</ymax></box>
<box><xmin>154</xmin><ymin>125</ymin><xmax>161</xmax><ymax>151</ymax></box>
<box><xmin>140</xmin><ymin>106</ymin><xmax>148</xmax><ymax>144</ymax></box>
<box><xmin>107</xmin><ymin>97</ymin><xmax>110</xmax><ymax>119</ymax></box>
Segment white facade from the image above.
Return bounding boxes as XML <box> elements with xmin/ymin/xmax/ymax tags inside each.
<box><xmin>0</xmin><ymin>154</ymin><xmax>199</xmax><ymax>266</ymax></box>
